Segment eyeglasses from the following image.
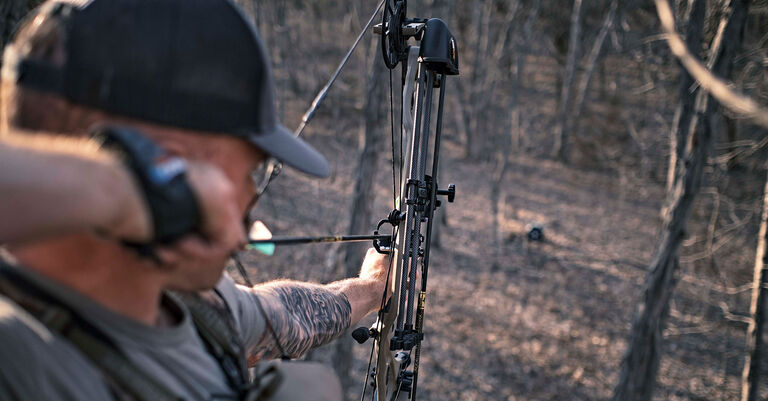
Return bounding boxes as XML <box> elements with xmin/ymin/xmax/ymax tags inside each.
<box><xmin>251</xmin><ymin>158</ymin><xmax>283</xmax><ymax>198</ymax></box>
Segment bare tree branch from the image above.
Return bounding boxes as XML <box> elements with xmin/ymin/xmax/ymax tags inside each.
<box><xmin>655</xmin><ymin>0</ymin><xmax>768</xmax><ymax>130</ymax></box>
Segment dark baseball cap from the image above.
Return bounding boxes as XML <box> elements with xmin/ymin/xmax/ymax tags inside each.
<box><xmin>14</xmin><ymin>0</ymin><xmax>330</xmax><ymax>177</ymax></box>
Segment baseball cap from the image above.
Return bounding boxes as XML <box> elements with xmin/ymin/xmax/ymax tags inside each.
<box><xmin>13</xmin><ymin>0</ymin><xmax>330</xmax><ymax>177</ymax></box>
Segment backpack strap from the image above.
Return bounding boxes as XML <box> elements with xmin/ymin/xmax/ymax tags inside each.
<box><xmin>172</xmin><ymin>290</ymin><xmax>250</xmax><ymax>393</ymax></box>
<box><xmin>0</xmin><ymin>266</ymin><xmax>182</xmax><ymax>401</ymax></box>
<box><xmin>172</xmin><ymin>290</ymin><xmax>283</xmax><ymax>401</ymax></box>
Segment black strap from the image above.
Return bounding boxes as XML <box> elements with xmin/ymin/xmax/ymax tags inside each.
<box><xmin>172</xmin><ymin>290</ymin><xmax>250</xmax><ymax>394</ymax></box>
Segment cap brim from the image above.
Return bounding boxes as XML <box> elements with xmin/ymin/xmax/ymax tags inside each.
<box><xmin>247</xmin><ymin>124</ymin><xmax>330</xmax><ymax>178</ymax></box>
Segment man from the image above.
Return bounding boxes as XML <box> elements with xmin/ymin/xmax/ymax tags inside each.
<box><xmin>0</xmin><ymin>0</ymin><xmax>389</xmax><ymax>400</ymax></box>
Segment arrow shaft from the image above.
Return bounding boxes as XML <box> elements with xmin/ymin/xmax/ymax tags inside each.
<box><xmin>247</xmin><ymin>234</ymin><xmax>390</xmax><ymax>248</ymax></box>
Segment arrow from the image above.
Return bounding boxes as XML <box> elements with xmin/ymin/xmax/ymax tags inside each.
<box><xmin>246</xmin><ymin>234</ymin><xmax>391</xmax><ymax>249</ymax></box>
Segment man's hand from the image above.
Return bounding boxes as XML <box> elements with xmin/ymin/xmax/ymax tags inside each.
<box><xmin>153</xmin><ymin>161</ymin><xmax>245</xmax><ymax>266</ymax></box>
<box><xmin>358</xmin><ymin>248</ymin><xmax>392</xmax><ymax>313</ymax></box>
<box><xmin>185</xmin><ymin>161</ymin><xmax>245</xmax><ymax>250</ymax></box>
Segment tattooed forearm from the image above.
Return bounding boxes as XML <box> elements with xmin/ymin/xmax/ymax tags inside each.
<box><xmin>249</xmin><ymin>281</ymin><xmax>351</xmax><ymax>360</ymax></box>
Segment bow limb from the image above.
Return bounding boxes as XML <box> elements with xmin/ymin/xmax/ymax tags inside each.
<box><xmin>374</xmin><ymin>241</ymin><xmax>404</xmax><ymax>401</ymax></box>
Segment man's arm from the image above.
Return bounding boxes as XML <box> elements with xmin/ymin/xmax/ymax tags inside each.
<box><xmin>0</xmin><ymin>133</ymin><xmax>244</xmax><ymax>260</ymax></box>
<box><xmin>0</xmin><ymin>134</ymin><xmax>150</xmax><ymax>243</ymax></box>
<box><xmin>244</xmin><ymin>249</ymin><xmax>389</xmax><ymax>360</ymax></box>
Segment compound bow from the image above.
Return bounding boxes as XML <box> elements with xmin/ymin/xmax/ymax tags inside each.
<box><xmin>242</xmin><ymin>2</ymin><xmax>459</xmax><ymax>400</ymax></box>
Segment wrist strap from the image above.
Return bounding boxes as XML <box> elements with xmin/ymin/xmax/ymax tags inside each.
<box><xmin>92</xmin><ymin>126</ymin><xmax>200</xmax><ymax>243</ymax></box>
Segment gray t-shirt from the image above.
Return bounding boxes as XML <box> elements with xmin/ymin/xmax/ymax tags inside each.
<box><xmin>0</xmin><ymin>266</ymin><xmax>266</xmax><ymax>401</ymax></box>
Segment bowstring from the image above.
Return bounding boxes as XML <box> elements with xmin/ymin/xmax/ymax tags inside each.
<box><xmin>390</xmin><ymin>67</ymin><xmax>399</xmax><ymax>207</ymax></box>
<box><xmin>360</xmin><ymin>4</ymin><xmax>404</xmax><ymax>399</ymax></box>
<box><xmin>294</xmin><ymin>0</ymin><xmax>388</xmax><ymax>137</ymax></box>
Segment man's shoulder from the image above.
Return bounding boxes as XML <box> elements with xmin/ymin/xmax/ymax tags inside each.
<box><xmin>213</xmin><ymin>273</ymin><xmax>266</xmax><ymax>352</ymax></box>
<box><xmin>212</xmin><ymin>273</ymin><xmax>252</xmax><ymax>334</ymax></box>
<box><xmin>0</xmin><ymin>295</ymin><xmax>114</xmax><ymax>401</ymax></box>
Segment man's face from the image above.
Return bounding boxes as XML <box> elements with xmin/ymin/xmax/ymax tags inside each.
<box><xmin>133</xmin><ymin>125</ymin><xmax>267</xmax><ymax>290</ymax></box>
<box><xmin>175</xmin><ymin>133</ymin><xmax>266</xmax><ymax>290</ymax></box>
<box><xmin>131</xmin><ymin>123</ymin><xmax>267</xmax><ymax>216</ymax></box>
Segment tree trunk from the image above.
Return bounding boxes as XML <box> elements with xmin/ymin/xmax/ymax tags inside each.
<box><xmin>571</xmin><ymin>0</ymin><xmax>618</xmax><ymax>132</ymax></box>
<box><xmin>332</xmin><ymin>41</ymin><xmax>386</xmax><ymax>394</ymax></box>
<box><xmin>490</xmin><ymin>150</ymin><xmax>509</xmax><ymax>271</ymax></box>
<box><xmin>490</xmin><ymin>0</ymin><xmax>536</xmax><ymax>268</ymax></box>
<box><xmin>665</xmin><ymin>0</ymin><xmax>706</xmax><ymax>193</ymax></box>
<box><xmin>612</xmin><ymin>82</ymin><xmax>710</xmax><ymax>401</ymax></box>
<box><xmin>612</xmin><ymin>1</ymin><xmax>750</xmax><ymax>400</ymax></box>
<box><xmin>551</xmin><ymin>0</ymin><xmax>582</xmax><ymax>163</ymax></box>
<box><xmin>463</xmin><ymin>0</ymin><xmax>493</xmax><ymax>160</ymax></box>
<box><xmin>512</xmin><ymin>0</ymin><xmax>539</xmax><ymax>152</ymax></box>
<box><xmin>456</xmin><ymin>80</ymin><xmax>473</xmax><ymax>159</ymax></box>
<box><xmin>740</xmin><ymin>172</ymin><xmax>768</xmax><ymax>401</ymax></box>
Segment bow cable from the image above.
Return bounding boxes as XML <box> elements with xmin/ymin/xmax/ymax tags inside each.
<box><xmin>294</xmin><ymin>0</ymin><xmax>388</xmax><ymax>137</ymax></box>
<box><xmin>359</xmin><ymin>9</ymin><xmax>405</xmax><ymax>399</ymax></box>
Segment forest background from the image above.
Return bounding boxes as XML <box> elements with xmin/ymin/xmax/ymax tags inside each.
<box><xmin>2</xmin><ymin>0</ymin><xmax>768</xmax><ymax>400</ymax></box>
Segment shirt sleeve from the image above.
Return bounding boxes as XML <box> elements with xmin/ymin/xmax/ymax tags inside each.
<box><xmin>215</xmin><ymin>273</ymin><xmax>267</xmax><ymax>353</ymax></box>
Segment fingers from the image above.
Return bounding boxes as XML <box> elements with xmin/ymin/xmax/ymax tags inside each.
<box><xmin>360</xmin><ymin>247</ymin><xmax>392</xmax><ymax>298</ymax></box>
<box><xmin>185</xmin><ymin>162</ymin><xmax>246</xmax><ymax>251</ymax></box>
<box><xmin>153</xmin><ymin>162</ymin><xmax>245</xmax><ymax>270</ymax></box>
<box><xmin>360</xmin><ymin>248</ymin><xmax>389</xmax><ymax>279</ymax></box>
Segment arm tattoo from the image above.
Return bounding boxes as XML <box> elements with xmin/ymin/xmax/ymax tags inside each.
<box><xmin>250</xmin><ymin>281</ymin><xmax>351</xmax><ymax>360</ymax></box>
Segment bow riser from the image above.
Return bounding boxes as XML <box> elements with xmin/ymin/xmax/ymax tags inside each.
<box><xmin>372</xmin><ymin>46</ymin><xmax>419</xmax><ymax>401</ymax></box>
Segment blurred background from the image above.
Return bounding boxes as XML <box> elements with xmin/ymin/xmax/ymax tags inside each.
<box><xmin>3</xmin><ymin>0</ymin><xmax>768</xmax><ymax>400</ymax></box>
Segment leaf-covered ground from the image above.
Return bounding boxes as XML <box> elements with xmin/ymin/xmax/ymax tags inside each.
<box><xmin>232</xmin><ymin>125</ymin><xmax>767</xmax><ymax>400</ymax></box>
